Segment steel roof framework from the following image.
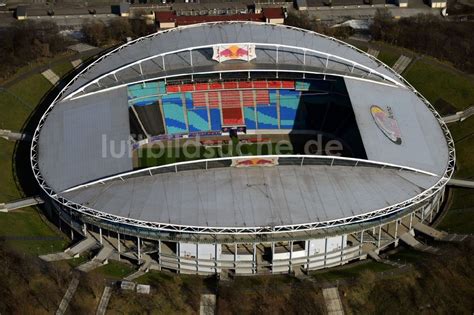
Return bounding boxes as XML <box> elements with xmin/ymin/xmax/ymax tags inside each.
<box><xmin>64</xmin><ymin>41</ymin><xmax>405</xmax><ymax>101</ymax></box>
<box><xmin>30</xmin><ymin>22</ymin><xmax>456</xmax><ymax>236</ymax></box>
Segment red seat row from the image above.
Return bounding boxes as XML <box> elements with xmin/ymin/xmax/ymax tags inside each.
<box><xmin>166</xmin><ymin>80</ymin><xmax>295</xmax><ymax>93</ymax></box>
<box><xmin>192</xmin><ymin>89</ymin><xmax>270</xmax><ymax>109</ymax></box>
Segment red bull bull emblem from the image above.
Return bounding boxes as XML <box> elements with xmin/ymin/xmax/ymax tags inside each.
<box><xmin>212</xmin><ymin>44</ymin><xmax>257</xmax><ymax>63</ymax></box>
<box><xmin>231</xmin><ymin>157</ymin><xmax>279</xmax><ymax>168</ymax></box>
<box><xmin>370</xmin><ymin>105</ymin><xmax>402</xmax><ymax>145</ymax></box>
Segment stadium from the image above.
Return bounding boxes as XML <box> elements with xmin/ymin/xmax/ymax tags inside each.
<box><xmin>31</xmin><ymin>22</ymin><xmax>455</xmax><ymax>275</ymax></box>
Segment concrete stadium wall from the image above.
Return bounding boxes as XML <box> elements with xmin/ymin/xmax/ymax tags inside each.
<box><xmin>47</xmin><ymin>186</ymin><xmax>445</xmax><ymax>275</ymax></box>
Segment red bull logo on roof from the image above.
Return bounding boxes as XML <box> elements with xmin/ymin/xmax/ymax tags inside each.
<box><xmin>231</xmin><ymin>157</ymin><xmax>279</xmax><ymax>168</ymax></box>
<box><xmin>212</xmin><ymin>44</ymin><xmax>256</xmax><ymax>63</ymax></box>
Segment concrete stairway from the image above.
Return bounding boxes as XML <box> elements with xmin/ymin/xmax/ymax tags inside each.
<box><xmin>66</xmin><ymin>236</ymin><xmax>98</xmax><ymax>257</ymax></box>
<box><xmin>414</xmin><ymin>222</ymin><xmax>470</xmax><ymax>242</ymax></box>
<box><xmin>123</xmin><ymin>253</ymin><xmax>153</xmax><ymax>281</ymax></box>
<box><xmin>40</xmin><ymin>235</ymin><xmax>98</xmax><ymax>262</ymax></box>
<box><xmin>399</xmin><ymin>232</ymin><xmax>439</xmax><ymax>254</ymax></box>
<box><xmin>76</xmin><ymin>246</ymin><xmax>114</xmax><ymax>273</ymax></box>
<box><xmin>40</xmin><ymin>252</ymin><xmax>74</xmax><ymax>262</ymax></box>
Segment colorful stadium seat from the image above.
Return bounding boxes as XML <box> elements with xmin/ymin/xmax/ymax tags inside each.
<box><xmin>128</xmin><ymin>82</ymin><xmax>159</xmax><ymax>101</ymax></box>
<box><xmin>187</xmin><ymin>109</ymin><xmax>210</xmax><ymax>132</ymax></box>
<box><xmin>162</xmin><ymin>93</ymin><xmax>188</xmax><ymax>134</ymax></box>
<box><xmin>210</xmin><ymin>108</ymin><xmax>222</xmax><ymax>130</ymax></box>
<box><xmin>244</xmin><ymin>106</ymin><xmax>257</xmax><ymax>129</ymax></box>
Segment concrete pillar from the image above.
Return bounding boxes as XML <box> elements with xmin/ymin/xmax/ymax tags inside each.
<box><xmin>117</xmin><ymin>233</ymin><xmax>121</xmax><ymax>253</ymax></box>
<box><xmin>377</xmin><ymin>225</ymin><xmax>382</xmax><ymax>249</ymax></box>
<box><xmin>359</xmin><ymin>230</ymin><xmax>364</xmax><ymax>259</ymax></box>
<box><xmin>214</xmin><ymin>243</ymin><xmax>218</xmax><ymax>274</ymax></box>
<box><xmin>99</xmin><ymin>227</ymin><xmax>103</xmax><ymax>245</ymax></box>
<box><xmin>323</xmin><ymin>237</ymin><xmax>328</xmax><ymax>267</ymax></box>
<box><xmin>196</xmin><ymin>243</ymin><xmax>199</xmax><ymax>272</ymax></box>
<box><xmin>253</xmin><ymin>243</ymin><xmax>257</xmax><ymax>274</ymax></box>
<box><xmin>158</xmin><ymin>240</ymin><xmax>162</xmax><ymax>270</ymax></box>
<box><xmin>394</xmin><ymin>220</ymin><xmax>399</xmax><ymax>247</ymax></box>
<box><xmin>305</xmin><ymin>240</ymin><xmax>310</xmax><ymax>271</ymax></box>
<box><xmin>234</xmin><ymin>243</ymin><xmax>237</xmax><ymax>266</ymax></box>
<box><xmin>137</xmin><ymin>236</ymin><xmax>141</xmax><ymax>260</ymax></box>
<box><xmin>289</xmin><ymin>241</ymin><xmax>293</xmax><ymax>272</ymax></box>
<box><xmin>58</xmin><ymin>209</ymin><xmax>62</xmax><ymax>232</ymax></box>
<box><xmin>409</xmin><ymin>212</ymin><xmax>413</xmax><ymax>230</ymax></box>
<box><xmin>69</xmin><ymin>209</ymin><xmax>73</xmax><ymax>240</ymax></box>
<box><xmin>177</xmin><ymin>242</ymin><xmax>180</xmax><ymax>274</ymax></box>
<box><xmin>271</xmin><ymin>242</ymin><xmax>275</xmax><ymax>273</ymax></box>
<box><xmin>340</xmin><ymin>236</ymin><xmax>344</xmax><ymax>263</ymax></box>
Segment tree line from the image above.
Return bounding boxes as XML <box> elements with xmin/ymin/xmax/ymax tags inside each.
<box><xmin>0</xmin><ymin>18</ymin><xmax>155</xmax><ymax>79</ymax></box>
<box><xmin>371</xmin><ymin>9</ymin><xmax>474</xmax><ymax>73</ymax></box>
<box><xmin>285</xmin><ymin>12</ymin><xmax>355</xmax><ymax>39</ymax></box>
<box><xmin>81</xmin><ymin>18</ymin><xmax>155</xmax><ymax>47</ymax></box>
<box><xmin>0</xmin><ymin>21</ymin><xmax>70</xmax><ymax>79</ymax></box>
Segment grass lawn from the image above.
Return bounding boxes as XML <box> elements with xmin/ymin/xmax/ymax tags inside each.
<box><xmin>377</xmin><ymin>50</ymin><xmax>400</xmax><ymax>68</ymax></box>
<box><xmin>66</xmin><ymin>255</ymin><xmax>90</xmax><ymax>268</ymax></box>
<box><xmin>138</xmin><ymin>142</ymin><xmax>293</xmax><ymax>168</ymax></box>
<box><xmin>7</xmin><ymin>74</ymin><xmax>52</xmax><ymax>108</ymax></box>
<box><xmin>310</xmin><ymin>261</ymin><xmax>395</xmax><ymax>282</ymax></box>
<box><xmin>404</xmin><ymin>57</ymin><xmax>474</xmax><ymax>111</ymax></box>
<box><xmin>0</xmin><ymin>140</ymin><xmax>22</xmax><ymax>201</ymax></box>
<box><xmin>51</xmin><ymin>61</ymin><xmax>74</xmax><ymax>79</ymax></box>
<box><xmin>0</xmin><ymin>63</ymin><xmax>63</xmax><ymax>255</ymax></box>
<box><xmin>387</xmin><ymin>248</ymin><xmax>427</xmax><ymax>265</ymax></box>
<box><xmin>437</xmin><ymin>188</ymin><xmax>474</xmax><ymax>234</ymax></box>
<box><xmin>447</xmin><ymin>116</ymin><xmax>474</xmax><ymax>179</ymax></box>
<box><xmin>0</xmin><ymin>91</ymin><xmax>34</xmax><ymax>131</ymax></box>
<box><xmin>402</xmin><ymin>57</ymin><xmax>474</xmax><ymax>233</ymax></box>
<box><xmin>93</xmin><ymin>260</ymin><xmax>136</xmax><ymax>279</ymax></box>
<box><xmin>0</xmin><ymin>207</ymin><xmax>68</xmax><ymax>255</ymax></box>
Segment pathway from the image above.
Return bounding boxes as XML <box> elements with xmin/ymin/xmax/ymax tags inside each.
<box><xmin>0</xmin><ymin>196</ymin><xmax>44</xmax><ymax>212</ymax></box>
<box><xmin>367</xmin><ymin>48</ymin><xmax>379</xmax><ymax>58</ymax></box>
<box><xmin>448</xmin><ymin>178</ymin><xmax>474</xmax><ymax>189</ymax></box>
<box><xmin>442</xmin><ymin>106</ymin><xmax>474</xmax><ymax>123</ymax></box>
<box><xmin>322</xmin><ymin>287</ymin><xmax>344</xmax><ymax>315</ymax></box>
<box><xmin>200</xmin><ymin>294</ymin><xmax>216</xmax><ymax>315</ymax></box>
<box><xmin>392</xmin><ymin>55</ymin><xmax>412</xmax><ymax>74</ymax></box>
<box><xmin>56</xmin><ymin>275</ymin><xmax>80</xmax><ymax>315</ymax></box>
<box><xmin>96</xmin><ymin>286</ymin><xmax>112</xmax><ymax>315</ymax></box>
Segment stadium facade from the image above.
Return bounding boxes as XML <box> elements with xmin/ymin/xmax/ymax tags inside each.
<box><xmin>31</xmin><ymin>22</ymin><xmax>455</xmax><ymax>275</ymax></box>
